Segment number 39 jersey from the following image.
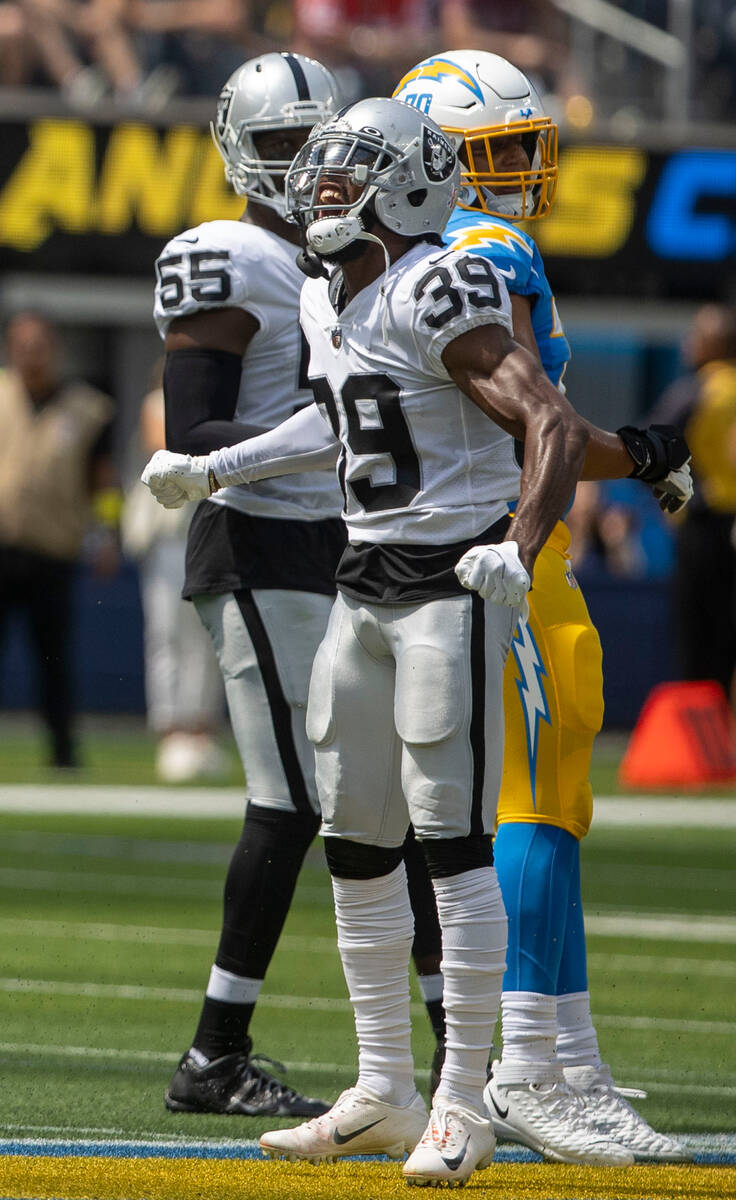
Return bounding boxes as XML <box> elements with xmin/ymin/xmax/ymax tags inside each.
<box><xmin>154</xmin><ymin>219</ymin><xmax>342</xmax><ymax>522</ymax></box>
<box><xmin>300</xmin><ymin>241</ymin><xmax>521</xmax><ymax>545</ymax></box>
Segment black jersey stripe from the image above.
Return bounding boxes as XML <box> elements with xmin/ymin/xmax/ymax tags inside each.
<box><xmin>469</xmin><ymin>592</ymin><xmax>486</xmax><ymax>835</ymax></box>
<box><xmin>234</xmin><ymin>588</ymin><xmax>313</xmax><ymax>814</ymax></box>
<box><xmin>283</xmin><ymin>53</ymin><xmax>310</xmax><ymax>100</ymax></box>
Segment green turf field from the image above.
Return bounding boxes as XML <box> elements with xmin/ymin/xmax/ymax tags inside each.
<box><xmin>1</xmin><ymin>720</ymin><xmax>735</xmax><ymax>1199</ymax></box>
<box><xmin>0</xmin><ymin>712</ymin><xmax>629</xmax><ymax>792</ymax></box>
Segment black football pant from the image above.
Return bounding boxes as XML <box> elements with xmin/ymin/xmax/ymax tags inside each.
<box><xmin>0</xmin><ymin>544</ymin><xmax>77</xmax><ymax>767</ymax></box>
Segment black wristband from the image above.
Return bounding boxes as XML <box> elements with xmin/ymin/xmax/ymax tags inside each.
<box><xmin>616</xmin><ymin>424</ymin><xmax>689</xmax><ymax>483</ymax></box>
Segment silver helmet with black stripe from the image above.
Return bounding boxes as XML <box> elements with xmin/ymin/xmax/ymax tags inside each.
<box><xmin>212</xmin><ymin>52</ymin><xmax>343</xmax><ymax>217</ymax></box>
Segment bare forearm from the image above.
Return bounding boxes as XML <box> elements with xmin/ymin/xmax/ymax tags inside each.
<box><xmin>447</xmin><ymin>336</ymin><xmax>589</xmax><ymax>574</ymax></box>
<box><xmin>510</xmin><ymin>407</ymin><xmax>588</xmax><ymax>568</ymax></box>
<box><xmin>580</xmin><ymin>424</ymin><xmax>634</xmax><ymax>480</ymax></box>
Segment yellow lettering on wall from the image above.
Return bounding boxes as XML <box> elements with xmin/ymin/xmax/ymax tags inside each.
<box><xmin>189</xmin><ymin>140</ymin><xmax>245</xmax><ymax>226</ymax></box>
<box><xmin>96</xmin><ymin>124</ymin><xmax>201</xmax><ymax>235</ymax></box>
<box><xmin>535</xmin><ymin>147</ymin><xmax>647</xmax><ymax>257</ymax></box>
<box><xmin>0</xmin><ymin>120</ymin><xmax>94</xmax><ymax>251</ymax></box>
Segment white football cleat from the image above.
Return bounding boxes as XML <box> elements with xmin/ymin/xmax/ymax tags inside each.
<box><xmin>403</xmin><ymin>1099</ymin><xmax>495</xmax><ymax>1187</ymax></box>
<box><xmin>484</xmin><ymin>1061</ymin><xmax>634</xmax><ymax>1166</ymax></box>
<box><xmin>564</xmin><ymin>1064</ymin><xmax>693</xmax><ymax>1163</ymax></box>
<box><xmin>259</xmin><ymin>1086</ymin><xmax>427</xmax><ymax>1163</ymax></box>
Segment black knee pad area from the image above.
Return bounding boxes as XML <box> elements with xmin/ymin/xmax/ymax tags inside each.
<box><xmin>421</xmin><ymin>834</ymin><xmax>494</xmax><ymax>879</ymax></box>
<box><xmin>324</xmin><ymin>837</ymin><xmax>405</xmax><ymax>880</ymax></box>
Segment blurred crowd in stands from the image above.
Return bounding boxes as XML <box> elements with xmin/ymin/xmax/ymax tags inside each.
<box><xmin>0</xmin><ymin>0</ymin><xmax>734</xmax><ymax>124</ymax></box>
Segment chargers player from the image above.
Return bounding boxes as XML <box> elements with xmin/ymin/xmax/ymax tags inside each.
<box><xmin>393</xmin><ymin>50</ymin><xmax>692</xmax><ymax>1163</ymax></box>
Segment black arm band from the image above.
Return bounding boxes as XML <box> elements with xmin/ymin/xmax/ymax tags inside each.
<box><xmin>163</xmin><ymin>348</ymin><xmax>266</xmax><ymax>454</ymax></box>
<box><xmin>616</xmin><ymin>423</ymin><xmax>690</xmax><ymax>483</ymax></box>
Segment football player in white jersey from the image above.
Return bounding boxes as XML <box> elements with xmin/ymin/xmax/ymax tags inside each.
<box><xmin>153</xmin><ymin>51</ymin><xmax>348</xmax><ymax>1119</ymax></box>
<box><xmin>153</xmin><ymin>50</ymin><xmax>450</xmax><ymax>1123</ymax></box>
<box><xmin>144</xmin><ymin>96</ymin><xmax>604</xmax><ymax>1187</ymax></box>
<box><xmin>392</xmin><ymin>51</ymin><xmax>691</xmax><ymax>1165</ymax></box>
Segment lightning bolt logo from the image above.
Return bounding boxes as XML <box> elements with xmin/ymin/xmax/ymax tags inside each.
<box><xmin>447</xmin><ymin>221</ymin><xmax>534</xmax><ymax>260</ymax></box>
<box><xmin>393</xmin><ymin>58</ymin><xmax>484</xmax><ymax>103</ymax></box>
<box><xmin>510</xmin><ymin>615</ymin><xmax>551</xmax><ymax>807</ymax></box>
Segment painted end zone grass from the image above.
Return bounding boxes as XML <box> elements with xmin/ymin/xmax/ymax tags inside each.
<box><xmin>3</xmin><ymin>1156</ymin><xmax>736</xmax><ymax>1200</ymax></box>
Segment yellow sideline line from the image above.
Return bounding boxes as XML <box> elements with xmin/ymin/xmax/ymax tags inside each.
<box><xmin>2</xmin><ymin>1157</ymin><xmax>736</xmax><ymax>1200</ymax></box>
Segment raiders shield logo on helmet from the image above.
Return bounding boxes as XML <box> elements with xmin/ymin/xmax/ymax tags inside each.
<box><xmin>331</xmin><ymin>327</ymin><xmax>342</xmax><ymax>348</ymax></box>
<box><xmin>215</xmin><ymin>86</ymin><xmax>235</xmax><ymax>143</ymax></box>
<box><xmin>421</xmin><ymin>126</ymin><xmax>455</xmax><ymax>183</ymax></box>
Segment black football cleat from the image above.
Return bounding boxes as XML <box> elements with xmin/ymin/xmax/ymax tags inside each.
<box><xmin>165</xmin><ymin>1040</ymin><xmax>330</xmax><ymax>1118</ymax></box>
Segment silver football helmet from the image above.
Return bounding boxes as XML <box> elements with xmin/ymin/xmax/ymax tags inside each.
<box><xmin>285</xmin><ymin>96</ymin><xmax>459</xmax><ymax>259</ymax></box>
<box><xmin>393</xmin><ymin>50</ymin><xmax>557</xmax><ymax>221</ymax></box>
<box><xmin>211</xmin><ymin>52</ymin><xmax>342</xmax><ymax>217</ymax></box>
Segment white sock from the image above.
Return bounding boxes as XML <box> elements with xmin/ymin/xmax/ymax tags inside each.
<box><xmin>205</xmin><ymin>964</ymin><xmax>263</xmax><ymax>1005</ymax></box>
<box><xmin>332</xmin><ymin>862</ymin><xmax>416</xmax><ymax>1107</ymax></box>
<box><xmin>500</xmin><ymin>991</ymin><xmax>558</xmax><ymax>1071</ymax></box>
<box><xmin>556</xmin><ymin>990</ymin><xmax>603</xmax><ymax>1068</ymax></box>
<box><xmin>433</xmin><ymin>866</ymin><xmax>507</xmax><ymax>1112</ymax></box>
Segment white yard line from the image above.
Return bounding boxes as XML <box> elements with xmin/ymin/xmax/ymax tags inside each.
<box><xmin>0</xmin><ymin>786</ymin><xmax>246</xmax><ymax>815</ymax></box>
<box><xmin>1</xmin><ymin>786</ymin><xmax>735</xmax><ymax>826</ymax></box>
<box><xmin>3</xmin><ymin>1042</ymin><xmax>736</xmax><ymax>1099</ymax></box>
<box><xmin>0</xmin><ymin>918</ymin><xmax>338</xmax><ymax>953</ymax></box>
<box><xmin>2</xmin><ymin>913</ymin><xmax>735</xmax><ymax>949</ymax></box>
<box><xmin>585</xmin><ymin>912</ymin><xmax>736</xmax><ymax>942</ymax></box>
<box><xmin>3</xmin><ymin>977</ymin><xmax>736</xmax><ymax>1035</ymax></box>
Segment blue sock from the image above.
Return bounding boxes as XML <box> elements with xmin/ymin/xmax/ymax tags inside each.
<box><xmin>557</xmin><ymin>839</ymin><xmax>588</xmax><ymax>994</ymax></box>
<box><xmin>494</xmin><ymin>822</ymin><xmax>580</xmax><ymax>994</ymax></box>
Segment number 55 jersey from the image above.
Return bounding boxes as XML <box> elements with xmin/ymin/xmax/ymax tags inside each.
<box><xmin>300</xmin><ymin>240</ymin><xmax>521</xmax><ymax>554</ymax></box>
<box><xmin>154</xmin><ymin>219</ymin><xmax>342</xmax><ymax>523</ymax></box>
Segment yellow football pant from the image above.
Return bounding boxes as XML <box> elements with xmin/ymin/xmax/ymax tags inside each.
<box><xmin>498</xmin><ymin>521</ymin><xmax>604</xmax><ymax>840</ymax></box>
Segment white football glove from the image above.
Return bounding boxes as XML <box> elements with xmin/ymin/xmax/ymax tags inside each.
<box><xmin>652</xmin><ymin>461</ymin><xmax>694</xmax><ymax>514</ymax></box>
<box><xmin>141</xmin><ymin>449</ymin><xmax>214</xmax><ymax>509</ymax></box>
<box><xmin>455</xmin><ymin>540</ymin><xmax>531</xmax><ymax>610</ymax></box>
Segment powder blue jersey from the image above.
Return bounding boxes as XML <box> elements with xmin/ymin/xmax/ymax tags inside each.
<box><xmin>444</xmin><ymin>209</ymin><xmax>570</xmax><ymax>390</ymax></box>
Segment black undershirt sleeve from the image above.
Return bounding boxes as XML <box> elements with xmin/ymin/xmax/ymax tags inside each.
<box><xmin>163</xmin><ymin>347</ymin><xmax>268</xmax><ymax>454</ymax></box>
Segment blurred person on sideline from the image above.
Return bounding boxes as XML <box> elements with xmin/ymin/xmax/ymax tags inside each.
<box><xmin>648</xmin><ymin>303</ymin><xmax>736</xmax><ymax>710</ymax></box>
<box><xmin>566</xmin><ymin>480</ymin><xmax>648</xmax><ymax>579</ymax></box>
<box><xmin>129</xmin><ymin>0</ymin><xmax>253</xmax><ymax>98</ymax></box>
<box><xmin>437</xmin><ymin>0</ymin><xmax>574</xmax><ymax>103</ymax></box>
<box><xmin>122</xmin><ymin>362</ymin><xmax>227</xmax><ymax>783</ymax></box>
<box><xmin>0</xmin><ymin>2</ymin><xmax>36</xmax><ymax>85</ymax></box>
<box><xmin>291</xmin><ymin>0</ymin><xmax>436</xmax><ymax>101</ymax></box>
<box><xmin>0</xmin><ymin>310</ymin><xmax>120</xmax><ymax>768</ymax></box>
<box><xmin>15</xmin><ymin>0</ymin><xmax>147</xmax><ymax>105</ymax></box>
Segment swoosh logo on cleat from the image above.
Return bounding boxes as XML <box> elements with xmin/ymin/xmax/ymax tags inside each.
<box><xmin>179</xmin><ymin>236</ymin><xmax>199</xmax><ymax>243</ymax></box>
<box><xmin>333</xmin><ymin>1117</ymin><xmax>385</xmax><ymax>1144</ymax></box>
<box><xmin>441</xmin><ymin>1136</ymin><xmax>470</xmax><ymax>1170</ymax></box>
<box><xmin>489</xmin><ymin>1091</ymin><xmax>509</xmax><ymax>1120</ymax></box>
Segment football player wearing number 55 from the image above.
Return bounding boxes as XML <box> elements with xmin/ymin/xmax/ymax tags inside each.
<box><xmin>152</xmin><ymin>52</ymin><xmax>347</xmax><ymax>1120</ymax></box>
